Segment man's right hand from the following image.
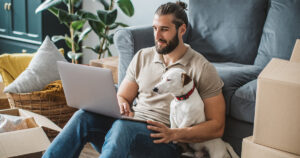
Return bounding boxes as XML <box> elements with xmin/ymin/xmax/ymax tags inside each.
<box><xmin>119</xmin><ymin>102</ymin><xmax>134</xmax><ymax>117</ymax></box>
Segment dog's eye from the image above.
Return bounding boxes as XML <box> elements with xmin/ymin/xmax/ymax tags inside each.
<box><xmin>166</xmin><ymin>79</ymin><xmax>171</xmax><ymax>81</ymax></box>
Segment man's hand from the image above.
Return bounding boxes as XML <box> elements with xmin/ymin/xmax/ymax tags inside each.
<box><xmin>147</xmin><ymin>120</ymin><xmax>177</xmax><ymax>144</ymax></box>
<box><xmin>118</xmin><ymin>97</ymin><xmax>134</xmax><ymax>117</ymax></box>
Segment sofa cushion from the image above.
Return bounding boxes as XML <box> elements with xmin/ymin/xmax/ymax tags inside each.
<box><xmin>254</xmin><ymin>0</ymin><xmax>300</xmax><ymax>67</ymax></box>
<box><xmin>213</xmin><ymin>63</ymin><xmax>262</xmax><ymax>115</ymax></box>
<box><xmin>188</xmin><ymin>0</ymin><xmax>268</xmax><ymax>64</ymax></box>
<box><xmin>4</xmin><ymin>36</ymin><xmax>66</xmax><ymax>93</ymax></box>
<box><xmin>231</xmin><ymin>79</ymin><xmax>257</xmax><ymax>123</ymax></box>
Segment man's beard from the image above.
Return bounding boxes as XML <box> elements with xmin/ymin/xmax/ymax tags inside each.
<box><xmin>155</xmin><ymin>31</ymin><xmax>179</xmax><ymax>55</ymax></box>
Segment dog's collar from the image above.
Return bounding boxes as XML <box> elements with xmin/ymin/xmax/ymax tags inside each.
<box><xmin>176</xmin><ymin>84</ymin><xmax>195</xmax><ymax>101</ymax></box>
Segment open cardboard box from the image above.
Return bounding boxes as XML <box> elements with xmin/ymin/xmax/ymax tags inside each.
<box><xmin>242</xmin><ymin>136</ymin><xmax>300</xmax><ymax>158</ymax></box>
<box><xmin>0</xmin><ymin>108</ymin><xmax>62</xmax><ymax>158</ymax></box>
<box><xmin>253</xmin><ymin>39</ymin><xmax>300</xmax><ymax>155</ymax></box>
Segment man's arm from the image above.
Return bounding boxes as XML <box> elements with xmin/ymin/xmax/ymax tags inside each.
<box><xmin>147</xmin><ymin>93</ymin><xmax>226</xmax><ymax>143</ymax></box>
<box><xmin>117</xmin><ymin>79</ymin><xmax>139</xmax><ymax>117</ymax></box>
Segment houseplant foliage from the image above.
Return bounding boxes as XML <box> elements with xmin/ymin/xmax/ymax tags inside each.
<box><xmin>36</xmin><ymin>0</ymin><xmax>134</xmax><ymax>62</ymax></box>
<box><xmin>84</xmin><ymin>0</ymin><xmax>134</xmax><ymax>59</ymax></box>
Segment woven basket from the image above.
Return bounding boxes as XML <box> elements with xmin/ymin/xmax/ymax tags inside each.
<box><xmin>6</xmin><ymin>92</ymin><xmax>77</xmax><ymax>139</ymax></box>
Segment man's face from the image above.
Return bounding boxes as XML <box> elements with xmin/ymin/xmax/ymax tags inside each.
<box><xmin>153</xmin><ymin>14</ymin><xmax>179</xmax><ymax>55</ymax></box>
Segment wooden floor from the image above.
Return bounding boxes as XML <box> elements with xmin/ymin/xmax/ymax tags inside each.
<box><xmin>79</xmin><ymin>143</ymin><xmax>100</xmax><ymax>158</ymax></box>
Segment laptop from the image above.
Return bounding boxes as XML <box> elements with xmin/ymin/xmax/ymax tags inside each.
<box><xmin>57</xmin><ymin>61</ymin><xmax>146</xmax><ymax>123</ymax></box>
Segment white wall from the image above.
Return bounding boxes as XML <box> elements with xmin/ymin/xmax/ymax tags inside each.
<box><xmin>82</xmin><ymin>0</ymin><xmax>188</xmax><ymax>64</ymax></box>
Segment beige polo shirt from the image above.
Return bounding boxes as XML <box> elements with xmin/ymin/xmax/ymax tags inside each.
<box><xmin>125</xmin><ymin>44</ymin><xmax>224</xmax><ymax>126</ymax></box>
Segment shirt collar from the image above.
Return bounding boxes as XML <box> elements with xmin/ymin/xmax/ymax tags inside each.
<box><xmin>152</xmin><ymin>44</ymin><xmax>193</xmax><ymax>66</ymax></box>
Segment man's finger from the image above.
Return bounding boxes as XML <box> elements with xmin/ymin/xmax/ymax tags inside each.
<box><xmin>153</xmin><ymin>138</ymin><xmax>169</xmax><ymax>144</ymax></box>
<box><xmin>147</xmin><ymin>120</ymin><xmax>164</xmax><ymax>128</ymax></box>
<box><xmin>147</xmin><ymin>125</ymin><xmax>163</xmax><ymax>132</ymax></box>
<box><xmin>150</xmin><ymin>133</ymin><xmax>163</xmax><ymax>138</ymax></box>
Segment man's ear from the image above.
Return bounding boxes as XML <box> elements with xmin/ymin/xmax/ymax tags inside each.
<box><xmin>179</xmin><ymin>23</ymin><xmax>186</xmax><ymax>36</ymax></box>
<box><xmin>181</xmin><ymin>73</ymin><xmax>191</xmax><ymax>87</ymax></box>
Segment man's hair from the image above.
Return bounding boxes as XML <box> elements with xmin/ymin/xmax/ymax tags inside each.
<box><xmin>155</xmin><ymin>1</ymin><xmax>188</xmax><ymax>29</ymax></box>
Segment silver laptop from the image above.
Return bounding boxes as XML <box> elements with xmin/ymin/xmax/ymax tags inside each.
<box><xmin>57</xmin><ymin>61</ymin><xmax>146</xmax><ymax>123</ymax></box>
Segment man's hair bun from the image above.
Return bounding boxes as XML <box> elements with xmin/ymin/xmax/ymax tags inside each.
<box><xmin>176</xmin><ymin>1</ymin><xmax>187</xmax><ymax>10</ymax></box>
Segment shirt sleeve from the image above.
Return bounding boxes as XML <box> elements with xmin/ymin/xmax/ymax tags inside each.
<box><xmin>197</xmin><ymin>62</ymin><xmax>224</xmax><ymax>99</ymax></box>
<box><xmin>124</xmin><ymin>50</ymin><xmax>140</xmax><ymax>82</ymax></box>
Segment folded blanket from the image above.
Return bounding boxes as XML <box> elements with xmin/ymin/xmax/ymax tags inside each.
<box><xmin>0</xmin><ymin>54</ymin><xmax>33</xmax><ymax>87</ymax></box>
<box><xmin>32</xmin><ymin>80</ymin><xmax>65</xmax><ymax>99</ymax></box>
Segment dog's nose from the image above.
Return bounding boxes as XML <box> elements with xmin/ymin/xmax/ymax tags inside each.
<box><xmin>153</xmin><ymin>87</ymin><xmax>158</xmax><ymax>92</ymax></box>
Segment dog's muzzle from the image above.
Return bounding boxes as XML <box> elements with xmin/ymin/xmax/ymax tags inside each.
<box><xmin>153</xmin><ymin>87</ymin><xmax>158</xmax><ymax>92</ymax></box>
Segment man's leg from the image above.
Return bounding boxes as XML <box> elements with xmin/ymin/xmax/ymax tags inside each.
<box><xmin>42</xmin><ymin>109</ymin><xmax>116</xmax><ymax>158</ymax></box>
<box><xmin>100</xmin><ymin>120</ymin><xmax>182</xmax><ymax>158</ymax></box>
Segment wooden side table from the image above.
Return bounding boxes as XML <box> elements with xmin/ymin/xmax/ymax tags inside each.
<box><xmin>89</xmin><ymin>56</ymin><xmax>119</xmax><ymax>84</ymax></box>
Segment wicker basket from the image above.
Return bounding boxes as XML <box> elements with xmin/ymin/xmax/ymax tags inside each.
<box><xmin>6</xmin><ymin>91</ymin><xmax>77</xmax><ymax>139</ymax></box>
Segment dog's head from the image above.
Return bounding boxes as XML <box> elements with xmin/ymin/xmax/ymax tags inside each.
<box><xmin>153</xmin><ymin>68</ymin><xmax>192</xmax><ymax>96</ymax></box>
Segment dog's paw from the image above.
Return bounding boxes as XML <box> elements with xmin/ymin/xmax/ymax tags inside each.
<box><xmin>194</xmin><ymin>151</ymin><xmax>205</xmax><ymax>158</ymax></box>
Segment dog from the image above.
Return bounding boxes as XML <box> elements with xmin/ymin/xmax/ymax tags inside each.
<box><xmin>153</xmin><ymin>68</ymin><xmax>239</xmax><ymax>158</ymax></box>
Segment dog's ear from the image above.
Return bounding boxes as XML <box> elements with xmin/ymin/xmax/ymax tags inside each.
<box><xmin>181</xmin><ymin>73</ymin><xmax>192</xmax><ymax>86</ymax></box>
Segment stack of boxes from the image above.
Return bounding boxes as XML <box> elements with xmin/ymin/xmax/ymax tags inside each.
<box><xmin>241</xmin><ymin>40</ymin><xmax>300</xmax><ymax>158</ymax></box>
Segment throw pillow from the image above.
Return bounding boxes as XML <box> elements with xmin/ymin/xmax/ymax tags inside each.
<box><xmin>254</xmin><ymin>0</ymin><xmax>300</xmax><ymax>67</ymax></box>
<box><xmin>4</xmin><ymin>36</ymin><xmax>67</xmax><ymax>93</ymax></box>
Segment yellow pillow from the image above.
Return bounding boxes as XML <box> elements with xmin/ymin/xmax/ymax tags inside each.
<box><xmin>0</xmin><ymin>49</ymin><xmax>64</xmax><ymax>87</ymax></box>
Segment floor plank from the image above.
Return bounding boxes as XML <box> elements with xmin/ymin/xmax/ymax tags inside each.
<box><xmin>79</xmin><ymin>143</ymin><xmax>100</xmax><ymax>158</ymax></box>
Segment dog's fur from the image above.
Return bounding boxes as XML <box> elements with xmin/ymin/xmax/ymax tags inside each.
<box><xmin>153</xmin><ymin>68</ymin><xmax>239</xmax><ymax>158</ymax></box>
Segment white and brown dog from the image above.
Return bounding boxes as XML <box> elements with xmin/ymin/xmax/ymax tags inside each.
<box><xmin>153</xmin><ymin>68</ymin><xmax>239</xmax><ymax>158</ymax></box>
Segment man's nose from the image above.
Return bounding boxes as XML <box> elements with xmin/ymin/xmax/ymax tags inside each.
<box><xmin>154</xmin><ymin>30</ymin><xmax>161</xmax><ymax>41</ymax></box>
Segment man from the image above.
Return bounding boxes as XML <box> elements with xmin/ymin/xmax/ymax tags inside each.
<box><xmin>43</xmin><ymin>2</ymin><xmax>225</xmax><ymax>158</ymax></box>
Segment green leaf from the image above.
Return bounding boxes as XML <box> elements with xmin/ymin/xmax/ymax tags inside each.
<box><xmin>117</xmin><ymin>0</ymin><xmax>134</xmax><ymax>17</ymax></box>
<box><xmin>108</xmin><ymin>34</ymin><xmax>114</xmax><ymax>44</ymax></box>
<box><xmin>51</xmin><ymin>35</ymin><xmax>66</xmax><ymax>42</ymax></box>
<box><xmin>79</xmin><ymin>27</ymin><xmax>92</xmax><ymax>42</ymax></box>
<box><xmin>48</xmin><ymin>7</ymin><xmax>59</xmax><ymax>17</ymax></box>
<box><xmin>58</xmin><ymin>9</ymin><xmax>80</xmax><ymax>23</ymax></box>
<box><xmin>35</xmin><ymin>0</ymin><xmax>64</xmax><ymax>13</ymax></box>
<box><xmin>71</xmin><ymin>20</ymin><xmax>86</xmax><ymax>30</ymax></box>
<box><xmin>71</xmin><ymin>0</ymin><xmax>82</xmax><ymax>8</ymax></box>
<box><xmin>96</xmin><ymin>0</ymin><xmax>109</xmax><ymax>10</ymax></box>
<box><xmin>108</xmin><ymin>23</ymin><xmax>118</xmax><ymax>30</ymax></box>
<box><xmin>107</xmin><ymin>48</ymin><xmax>112</xmax><ymax>57</ymax></box>
<box><xmin>65</xmin><ymin>36</ymin><xmax>73</xmax><ymax>49</ymax></box>
<box><xmin>65</xmin><ymin>36</ymin><xmax>80</xmax><ymax>51</ymax></box>
<box><xmin>97</xmin><ymin>9</ymin><xmax>117</xmax><ymax>25</ymax></box>
<box><xmin>79</xmin><ymin>11</ymin><xmax>99</xmax><ymax>21</ymax></box>
<box><xmin>115</xmin><ymin>22</ymin><xmax>128</xmax><ymax>27</ymax></box>
<box><xmin>89</xmin><ymin>20</ymin><xmax>105</xmax><ymax>35</ymax></box>
<box><xmin>67</xmin><ymin>51</ymin><xmax>82</xmax><ymax>60</ymax></box>
<box><xmin>108</xmin><ymin>22</ymin><xmax>128</xmax><ymax>30</ymax></box>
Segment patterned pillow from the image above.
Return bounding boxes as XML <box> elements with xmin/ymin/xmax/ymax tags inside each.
<box><xmin>4</xmin><ymin>36</ymin><xmax>67</xmax><ymax>93</ymax></box>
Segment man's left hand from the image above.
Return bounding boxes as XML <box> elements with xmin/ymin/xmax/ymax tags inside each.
<box><xmin>147</xmin><ymin>120</ymin><xmax>177</xmax><ymax>144</ymax></box>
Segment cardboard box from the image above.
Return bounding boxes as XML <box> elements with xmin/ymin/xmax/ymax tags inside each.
<box><xmin>90</xmin><ymin>56</ymin><xmax>119</xmax><ymax>84</ymax></box>
<box><xmin>254</xmin><ymin>58</ymin><xmax>300</xmax><ymax>155</ymax></box>
<box><xmin>290</xmin><ymin>39</ymin><xmax>300</xmax><ymax>62</ymax></box>
<box><xmin>242</xmin><ymin>136</ymin><xmax>300</xmax><ymax>158</ymax></box>
<box><xmin>0</xmin><ymin>109</ymin><xmax>61</xmax><ymax>158</ymax></box>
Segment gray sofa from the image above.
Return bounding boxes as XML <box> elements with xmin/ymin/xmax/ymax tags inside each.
<box><xmin>114</xmin><ymin>0</ymin><xmax>300</xmax><ymax>155</ymax></box>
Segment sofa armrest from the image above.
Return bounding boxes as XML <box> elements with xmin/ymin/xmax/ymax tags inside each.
<box><xmin>114</xmin><ymin>26</ymin><xmax>154</xmax><ymax>85</ymax></box>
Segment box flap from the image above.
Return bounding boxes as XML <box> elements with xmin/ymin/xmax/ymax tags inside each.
<box><xmin>19</xmin><ymin>109</ymin><xmax>62</xmax><ymax>132</ymax></box>
<box><xmin>290</xmin><ymin>39</ymin><xmax>300</xmax><ymax>62</ymax></box>
<box><xmin>258</xmin><ymin>58</ymin><xmax>300</xmax><ymax>85</ymax></box>
<box><xmin>0</xmin><ymin>128</ymin><xmax>50</xmax><ymax>157</ymax></box>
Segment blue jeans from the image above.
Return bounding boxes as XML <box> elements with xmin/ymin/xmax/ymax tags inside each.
<box><xmin>42</xmin><ymin>110</ymin><xmax>182</xmax><ymax>158</ymax></box>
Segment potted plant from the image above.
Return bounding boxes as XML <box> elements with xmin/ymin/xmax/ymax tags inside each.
<box><xmin>83</xmin><ymin>0</ymin><xmax>134</xmax><ymax>59</ymax></box>
<box><xmin>35</xmin><ymin>0</ymin><xmax>92</xmax><ymax>63</ymax></box>
<box><xmin>36</xmin><ymin>0</ymin><xmax>134</xmax><ymax>63</ymax></box>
